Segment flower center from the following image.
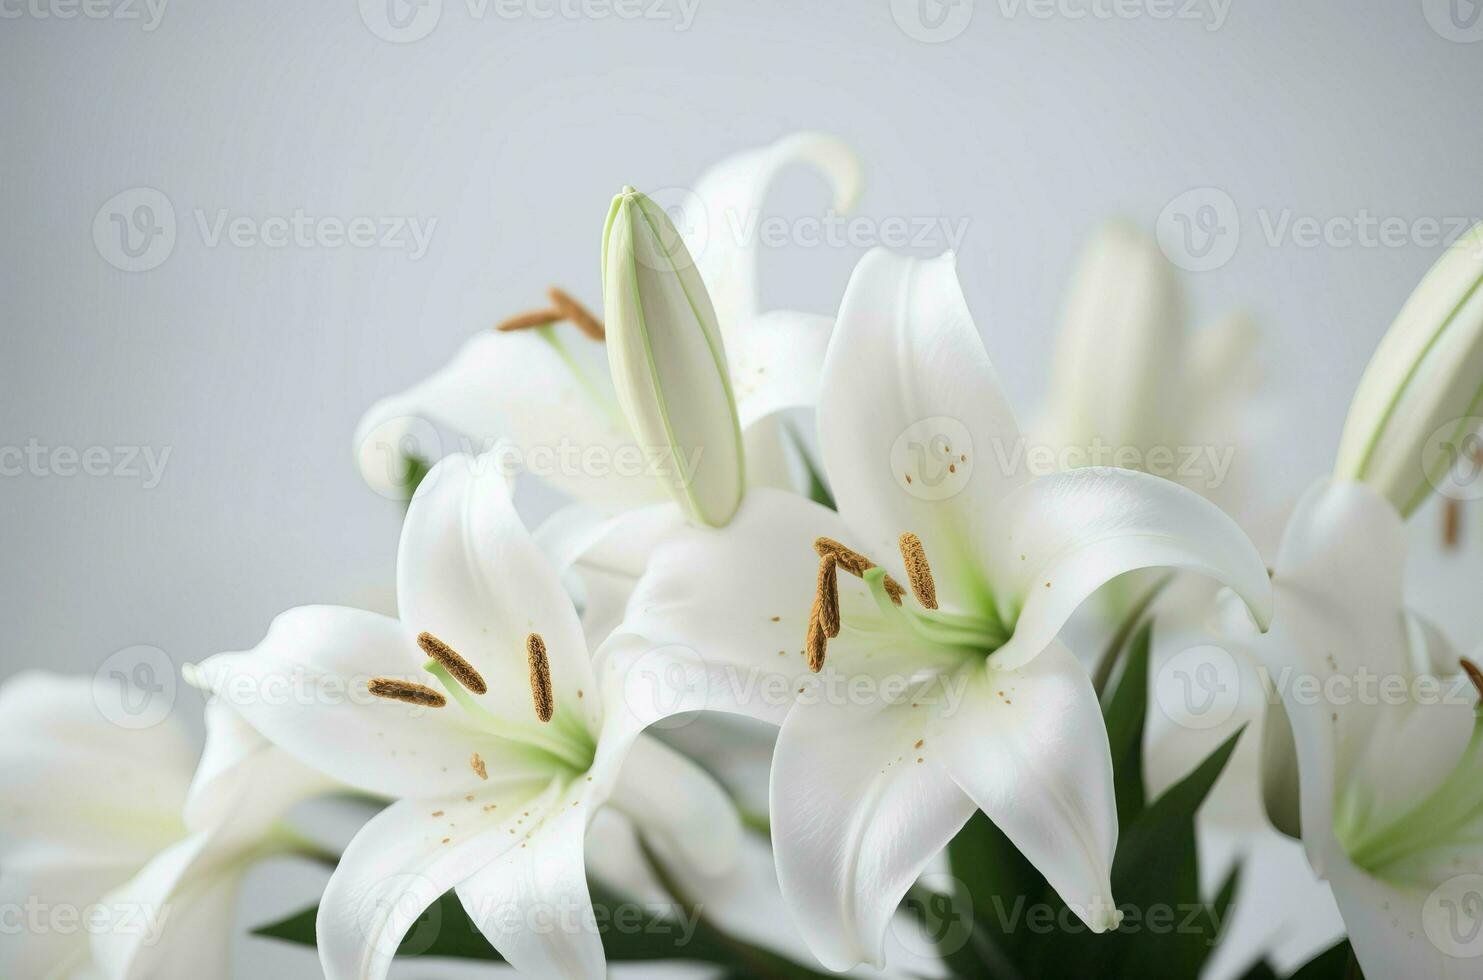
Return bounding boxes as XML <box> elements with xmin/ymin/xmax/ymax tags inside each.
<box><xmin>368</xmin><ymin>630</ymin><xmax>596</xmax><ymax>775</ymax></box>
<box><xmin>1337</xmin><ymin>658</ymin><xmax>1483</xmax><ymax>883</ymax></box>
<box><xmin>805</xmin><ymin>533</ymin><xmax>1007</xmax><ymax>673</ymax></box>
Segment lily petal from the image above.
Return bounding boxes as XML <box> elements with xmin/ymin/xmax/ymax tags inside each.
<box><xmin>819</xmin><ymin>248</ymin><xmax>1025</xmax><ymax>609</ymax></box>
<box><xmin>940</xmin><ymin>643</ymin><xmax>1120</xmax><ymax>932</ymax></box>
<box><xmin>190</xmin><ymin>606</ymin><xmax>550</xmax><ymax>800</ymax></box>
<box><xmin>605</xmin><ymin>733</ymin><xmax>741</xmax><ymax>878</ymax></box>
<box><xmin>988</xmin><ymin>468</ymin><xmax>1273</xmax><ymax>671</ymax></box>
<box><xmin>317</xmin><ymin>779</ymin><xmax>565</xmax><ymax>980</ymax></box>
<box><xmin>397</xmin><ymin>452</ymin><xmax>598</xmax><ymax>733</ymax></box>
<box><xmin>354</xmin><ymin>325</ymin><xmax>662</xmax><ymax>509</ymax></box>
<box><xmin>769</xmin><ymin>682</ymin><xmax>976</xmax><ymax>971</ymax></box>
<box><xmin>686</xmin><ymin>132</ymin><xmax>862</xmax><ymax>333</ymax></box>
<box><xmin>731</xmin><ymin>310</ymin><xmax>834</xmax><ymax>427</ymax></box>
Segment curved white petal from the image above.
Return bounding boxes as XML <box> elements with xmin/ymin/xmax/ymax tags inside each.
<box><xmin>988</xmin><ymin>468</ymin><xmax>1273</xmax><ymax>671</ymax></box>
<box><xmin>354</xmin><ymin>325</ymin><xmax>663</xmax><ymax>509</ymax></box>
<box><xmin>605</xmin><ymin>734</ymin><xmax>741</xmax><ymax>878</ymax></box>
<box><xmin>398</xmin><ymin>452</ymin><xmax>599</xmax><ymax>735</ymax></box>
<box><xmin>607</xmin><ymin>488</ymin><xmax>859</xmax><ymax>728</ymax></box>
<box><xmin>742</xmin><ymin>411</ymin><xmax>809</xmax><ymax>496</ymax></box>
<box><xmin>940</xmin><ymin>643</ymin><xmax>1120</xmax><ymax>932</ymax></box>
<box><xmin>190</xmin><ymin>606</ymin><xmax>550</xmax><ymax>800</ymax></box>
<box><xmin>769</xmin><ymin>685</ymin><xmax>975</xmax><ymax>971</ymax></box>
<box><xmin>1044</xmin><ymin>220</ymin><xmax>1183</xmax><ymax>454</ymax></box>
<box><xmin>731</xmin><ymin>310</ymin><xmax>833</xmax><ymax>426</ymax></box>
<box><xmin>183</xmin><ymin>701</ymin><xmax>340</xmax><ymax>844</ymax></box>
<box><xmin>317</xmin><ymin>780</ymin><xmax>565</xmax><ymax>980</ymax></box>
<box><xmin>1325</xmin><ymin>859</ymin><xmax>1472</xmax><ymax>980</ymax></box>
<box><xmin>686</xmin><ymin>132</ymin><xmax>862</xmax><ymax>332</ymax></box>
<box><xmin>90</xmin><ymin>833</ymin><xmax>235</xmax><ymax>980</ymax></box>
<box><xmin>0</xmin><ymin>672</ymin><xmax>191</xmax><ymax>858</ymax></box>
<box><xmin>819</xmin><ymin>248</ymin><xmax>1025</xmax><ymax>610</ymax></box>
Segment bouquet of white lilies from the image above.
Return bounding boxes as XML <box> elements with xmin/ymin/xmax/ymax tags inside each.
<box><xmin>9</xmin><ymin>133</ymin><xmax>1483</xmax><ymax>980</ymax></box>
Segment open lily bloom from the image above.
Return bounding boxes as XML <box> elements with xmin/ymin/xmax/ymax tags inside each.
<box><xmin>1220</xmin><ymin>479</ymin><xmax>1483</xmax><ymax>979</ymax></box>
<box><xmin>0</xmin><ymin>673</ymin><xmax>334</xmax><ymax>980</ymax></box>
<box><xmin>188</xmin><ymin>450</ymin><xmax>741</xmax><ymax>980</ymax></box>
<box><xmin>607</xmin><ymin>247</ymin><xmax>1274</xmax><ymax>970</ymax></box>
<box><xmin>353</xmin><ymin>132</ymin><xmax>861</xmax><ymax>505</ymax></box>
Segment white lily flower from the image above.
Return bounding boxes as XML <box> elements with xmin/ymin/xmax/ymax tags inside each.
<box><xmin>0</xmin><ymin>673</ymin><xmax>334</xmax><ymax>980</ymax></box>
<box><xmin>1334</xmin><ymin>221</ymin><xmax>1483</xmax><ymax>517</ymax></box>
<box><xmin>353</xmin><ymin>133</ymin><xmax>860</xmax><ymax>506</ymax></box>
<box><xmin>1220</xmin><ymin>478</ymin><xmax>1483</xmax><ymax>979</ymax></box>
<box><xmin>1039</xmin><ymin>220</ymin><xmax>1261</xmax><ymax>512</ymax></box>
<box><xmin>607</xmin><ymin>247</ymin><xmax>1274</xmax><ymax>971</ymax></box>
<box><xmin>602</xmin><ymin>185</ymin><xmax>745</xmax><ymax>527</ymax></box>
<box><xmin>188</xmin><ymin>449</ymin><xmax>741</xmax><ymax>980</ymax></box>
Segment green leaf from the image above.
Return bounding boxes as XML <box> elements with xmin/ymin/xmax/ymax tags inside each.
<box><xmin>398</xmin><ymin>453</ymin><xmax>431</xmax><ymax>508</ymax></box>
<box><xmin>1288</xmin><ymin>939</ymin><xmax>1362</xmax><ymax>979</ymax></box>
<box><xmin>1103</xmin><ymin>619</ymin><xmax>1153</xmax><ymax>829</ymax></box>
<box><xmin>1239</xmin><ymin>962</ymin><xmax>1281</xmax><ymax>980</ymax></box>
<box><xmin>943</xmin><ymin>810</ymin><xmax>1039</xmax><ymax>972</ymax></box>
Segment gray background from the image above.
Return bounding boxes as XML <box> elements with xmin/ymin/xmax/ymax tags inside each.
<box><xmin>4</xmin><ymin>0</ymin><xmax>1482</xmax><ymax>975</ymax></box>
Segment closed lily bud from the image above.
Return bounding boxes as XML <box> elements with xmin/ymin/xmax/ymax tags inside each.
<box><xmin>601</xmin><ymin>186</ymin><xmax>745</xmax><ymax>527</ymax></box>
<box><xmin>1334</xmin><ymin>223</ymin><xmax>1483</xmax><ymax>517</ymax></box>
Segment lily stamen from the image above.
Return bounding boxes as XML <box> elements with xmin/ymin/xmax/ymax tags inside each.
<box><xmin>368</xmin><ymin>677</ymin><xmax>447</xmax><ymax>708</ymax></box>
<box><xmin>527</xmin><ymin>633</ymin><xmax>555</xmax><ymax>723</ymax></box>
<box><xmin>816</xmin><ymin>553</ymin><xmax>841</xmax><ymax>638</ymax></box>
<box><xmin>417</xmin><ymin>632</ymin><xmax>487</xmax><ymax>695</ymax></box>
<box><xmin>495</xmin><ymin>308</ymin><xmax>564</xmax><ymax>333</ymax></box>
<box><xmin>814</xmin><ymin>537</ymin><xmax>904</xmax><ymax>604</ymax></box>
<box><xmin>1462</xmin><ymin>657</ymin><xmax>1483</xmax><ymax>700</ymax></box>
<box><xmin>806</xmin><ymin>602</ymin><xmax>828</xmax><ymax>673</ymax></box>
<box><xmin>898</xmin><ymin>532</ymin><xmax>938</xmax><ymax>610</ymax></box>
<box><xmin>547</xmin><ymin>286</ymin><xmax>606</xmax><ymax>341</ymax></box>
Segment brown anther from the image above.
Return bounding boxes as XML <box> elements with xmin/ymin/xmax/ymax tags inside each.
<box><xmin>547</xmin><ymin>287</ymin><xmax>605</xmax><ymax>341</ymax></box>
<box><xmin>898</xmin><ymin>532</ymin><xmax>938</xmax><ymax>609</ymax></box>
<box><xmin>470</xmin><ymin>751</ymin><xmax>488</xmax><ymax>781</ymax></box>
<box><xmin>805</xmin><ymin>603</ymin><xmax>828</xmax><ymax>673</ymax></box>
<box><xmin>526</xmin><ymin>633</ymin><xmax>555</xmax><ymax>723</ymax></box>
<box><xmin>418</xmin><ymin>632</ymin><xmax>487</xmax><ymax>695</ymax></box>
<box><xmin>1461</xmin><ymin>658</ymin><xmax>1483</xmax><ymax>700</ymax></box>
<box><xmin>814</xmin><ymin>537</ymin><xmax>904</xmax><ymax>604</ymax></box>
<box><xmin>368</xmin><ymin>677</ymin><xmax>446</xmax><ymax>708</ymax></box>
<box><xmin>495</xmin><ymin>308</ymin><xmax>564</xmax><ymax>333</ymax></box>
<box><xmin>1444</xmin><ymin>499</ymin><xmax>1461</xmax><ymax>550</ymax></box>
<box><xmin>816</xmin><ymin>553</ymin><xmax>841</xmax><ymax>638</ymax></box>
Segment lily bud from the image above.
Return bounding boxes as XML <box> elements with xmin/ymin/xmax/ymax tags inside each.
<box><xmin>1334</xmin><ymin>223</ymin><xmax>1483</xmax><ymax>516</ymax></box>
<box><xmin>601</xmin><ymin>186</ymin><xmax>745</xmax><ymax>527</ymax></box>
